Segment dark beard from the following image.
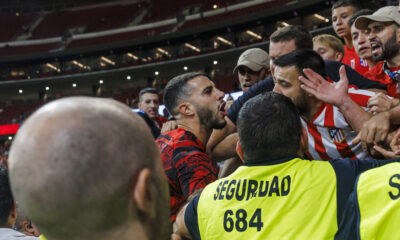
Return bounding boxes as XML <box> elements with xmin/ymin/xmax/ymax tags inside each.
<box><xmin>372</xmin><ymin>32</ymin><xmax>399</xmax><ymax>62</ymax></box>
<box><xmin>196</xmin><ymin>105</ymin><xmax>227</xmax><ymax>130</ymax></box>
<box><xmin>295</xmin><ymin>91</ymin><xmax>309</xmax><ymax>116</ymax></box>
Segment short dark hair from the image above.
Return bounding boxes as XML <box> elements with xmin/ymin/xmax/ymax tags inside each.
<box><xmin>270</xmin><ymin>25</ymin><xmax>313</xmax><ymax>50</ymax></box>
<box><xmin>348</xmin><ymin>9</ymin><xmax>374</xmax><ymax>27</ymax></box>
<box><xmin>163</xmin><ymin>72</ymin><xmax>207</xmax><ymax>116</ymax></box>
<box><xmin>332</xmin><ymin>0</ymin><xmax>360</xmax><ymax>11</ymax></box>
<box><xmin>138</xmin><ymin>87</ymin><xmax>158</xmax><ymax>102</ymax></box>
<box><xmin>0</xmin><ymin>166</ymin><xmax>13</xmax><ymax>225</ymax></box>
<box><xmin>273</xmin><ymin>49</ymin><xmax>327</xmax><ymax>78</ymax></box>
<box><xmin>237</xmin><ymin>92</ymin><xmax>302</xmax><ymax>161</ymax></box>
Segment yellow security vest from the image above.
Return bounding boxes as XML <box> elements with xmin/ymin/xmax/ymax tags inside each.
<box><xmin>197</xmin><ymin>157</ymin><xmax>338</xmax><ymax>239</ymax></box>
<box><xmin>356</xmin><ymin>162</ymin><xmax>400</xmax><ymax>240</ymax></box>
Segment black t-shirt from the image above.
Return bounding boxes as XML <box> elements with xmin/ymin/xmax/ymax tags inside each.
<box><xmin>227</xmin><ymin>60</ymin><xmax>387</xmax><ymax>125</ymax></box>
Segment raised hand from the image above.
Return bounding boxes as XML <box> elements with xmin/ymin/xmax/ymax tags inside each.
<box><xmin>299</xmin><ymin>65</ymin><xmax>349</xmax><ymax>107</ymax></box>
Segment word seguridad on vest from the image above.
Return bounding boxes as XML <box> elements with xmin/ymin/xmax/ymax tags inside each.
<box><xmin>213</xmin><ymin>175</ymin><xmax>291</xmax><ymax>201</ymax></box>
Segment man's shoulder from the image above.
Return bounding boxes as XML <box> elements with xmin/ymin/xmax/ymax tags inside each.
<box><xmin>365</xmin><ymin>61</ymin><xmax>385</xmax><ymax>80</ymax></box>
<box><xmin>0</xmin><ymin>228</ymin><xmax>39</xmax><ymax>240</ymax></box>
<box><xmin>157</xmin><ymin>128</ymin><xmax>205</xmax><ymax>155</ymax></box>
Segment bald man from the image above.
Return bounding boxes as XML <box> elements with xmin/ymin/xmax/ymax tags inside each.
<box><xmin>8</xmin><ymin>97</ymin><xmax>171</xmax><ymax>240</ymax></box>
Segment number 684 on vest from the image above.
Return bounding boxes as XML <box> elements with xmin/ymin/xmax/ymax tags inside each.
<box><xmin>223</xmin><ymin>208</ymin><xmax>264</xmax><ymax>232</ymax></box>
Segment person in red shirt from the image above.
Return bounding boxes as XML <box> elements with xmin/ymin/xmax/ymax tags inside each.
<box><xmin>156</xmin><ymin>72</ymin><xmax>227</xmax><ymax>222</ymax></box>
<box><xmin>355</xmin><ymin>6</ymin><xmax>400</xmax><ymax>99</ymax></box>
<box><xmin>332</xmin><ymin>0</ymin><xmax>370</xmax><ymax>75</ymax></box>
<box><xmin>348</xmin><ymin>9</ymin><xmax>378</xmax><ymax>71</ymax></box>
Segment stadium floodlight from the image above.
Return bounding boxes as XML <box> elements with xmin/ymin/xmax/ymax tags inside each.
<box><xmin>157</xmin><ymin>48</ymin><xmax>171</xmax><ymax>57</ymax></box>
<box><xmin>72</xmin><ymin>60</ymin><xmax>91</xmax><ymax>70</ymax></box>
<box><xmin>183</xmin><ymin>66</ymin><xmax>188</xmax><ymax>71</ymax></box>
<box><xmin>314</xmin><ymin>14</ymin><xmax>330</xmax><ymax>23</ymax></box>
<box><xmin>100</xmin><ymin>56</ymin><xmax>116</xmax><ymax>66</ymax></box>
<box><xmin>216</xmin><ymin>36</ymin><xmax>233</xmax><ymax>46</ymax></box>
<box><xmin>127</xmin><ymin>53</ymin><xmax>139</xmax><ymax>60</ymax></box>
<box><xmin>46</xmin><ymin>63</ymin><xmax>60</xmax><ymax>72</ymax></box>
<box><xmin>246</xmin><ymin>30</ymin><xmax>262</xmax><ymax>40</ymax></box>
<box><xmin>99</xmin><ymin>80</ymin><xmax>104</xmax><ymax>84</ymax></box>
<box><xmin>184</xmin><ymin>43</ymin><xmax>201</xmax><ymax>52</ymax></box>
<box><xmin>155</xmin><ymin>71</ymin><xmax>159</xmax><ymax>75</ymax></box>
<box><xmin>18</xmin><ymin>89</ymin><xmax>23</xmax><ymax>94</ymax></box>
<box><xmin>213</xmin><ymin>60</ymin><xmax>218</xmax><ymax>65</ymax></box>
<box><xmin>127</xmin><ymin>75</ymin><xmax>131</xmax><ymax>80</ymax></box>
<box><xmin>72</xmin><ymin>83</ymin><xmax>77</xmax><ymax>88</ymax></box>
<box><xmin>281</xmin><ymin>21</ymin><xmax>290</xmax><ymax>26</ymax></box>
<box><xmin>45</xmin><ymin>86</ymin><xmax>50</xmax><ymax>91</ymax></box>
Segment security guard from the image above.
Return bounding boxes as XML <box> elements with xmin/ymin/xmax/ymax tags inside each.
<box><xmin>173</xmin><ymin>92</ymin><xmax>400</xmax><ymax>240</ymax></box>
<box><xmin>336</xmin><ymin>162</ymin><xmax>400</xmax><ymax>239</ymax></box>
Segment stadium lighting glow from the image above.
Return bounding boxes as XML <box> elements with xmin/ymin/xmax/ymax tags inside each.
<box><xmin>127</xmin><ymin>75</ymin><xmax>131</xmax><ymax>80</ymax></box>
<box><xmin>157</xmin><ymin>48</ymin><xmax>171</xmax><ymax>57</ymax></box>
<box><xmin>314</xmin><ymin>14</ymin><xmax>330</xmax><ymax>23</ymax></box>
<box><xmin>45</xmin><ymin>86</ymin><xmax>50</xmax><ymax>91</ymax></box>
<box><xmin>46</xmin><ymin>63</ymin><xmax>60</xmax><ymax>72</ymax></box>
<box><xmin>213</xmin><ymin>60</ymin><xmax>218</xmax><ymax>65</ymax></box>
<box><xmin>18</xmin><ymin>89</ymin><xmax>23</xmax><ymax>94</ymax></box>
<box><xmin>183</xmin><ymin>66</ymin><xmax>188</xmax><ymax>71</ymax></box>
<box><xmin>155</xmin><ymin>71</ymin><xmax>159</xmax><ymax>75</ymax></box>
<box><xmin>72</xmin><ymin>83</ymin><xmax>77</xmax><ymax>88</ymax></box>
<box><xmin>100</xmin><ymin>56</ymin><xmax>116</xmax><ymax>66</ymax></box>
<box><xmin>72</xmin><ymin>60</ymin><xmax>91</xmax><ymax>70</ymax></box>
<box><xmin>246</xmin><ymin>30</ymin><xmax>262</xmax><ymax>40</ymax></box>
<box><xmin>99</xmin><ymin>80</ymin><xmax>104</xmax><ymax>84</ymax></box>
<box><xmin>213</xmin><ymin>4</ymin><xmax>218</xmax><ymax>9</ymax></box>
<box><xmin>8</xmin><ymin>136</ymin><xmax>12</xmax><ymax>140</ymax></box>
<box><xmin>216</xmin><ymin>36</ymin><xmax>233</xmax><ymax>46</ymax></box>
<box><xmin>127</xmin><ymin>53</ymin><xmax>139</xmax><ymax>60</ymax></box>
<box><xmin>184</xmin><ymin>43</ymin><xmax>201</xmax><ymax>52</ymax></box>
<box><xmin>281</xmin><ymin>21</ymin><xmax>290</xmax><ymax>27</ymax></box>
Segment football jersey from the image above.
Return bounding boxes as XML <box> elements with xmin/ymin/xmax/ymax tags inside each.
<box><xmin>303</xmin><ymin>88</ymin><xmax>375</xmax><ymax>160</ymax></box>
<box><xmin>364</xmin><ymin>61</ymin><xmax>400</xmax><ymax>98</ymax></box>
<box><xmin>342</xmin><ymin>46</ymin><xmax>370</xmax><ymax>77</ymax></box>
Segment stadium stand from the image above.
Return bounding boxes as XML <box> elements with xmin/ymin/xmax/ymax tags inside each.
<box><xmin>0</xmin><ymin>13</ymin><xmax>38</xmax><ymax>42</ymax></box>
<box><xmin>31</xmin><ymin>2</ymin><xmax>146</xmax><ymax>39</ymax></box>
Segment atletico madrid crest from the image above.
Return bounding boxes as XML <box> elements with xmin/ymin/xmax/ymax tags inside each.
<box><xmin>328</xmin><ymin>128</ymin><xmax>346</xmax><ymax>144</ymax></box>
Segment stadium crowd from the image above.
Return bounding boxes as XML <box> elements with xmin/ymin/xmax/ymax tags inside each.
<box><xmin>0</xmin><ymin>1</ymin><xmax>400</xmax><ymax>240</ymax></box>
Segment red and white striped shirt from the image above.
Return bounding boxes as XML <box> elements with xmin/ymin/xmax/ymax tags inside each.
<box><xmin>303</xmin><ymin>88</ymin><xmax>375</xmax><ymax>160</ymax></box>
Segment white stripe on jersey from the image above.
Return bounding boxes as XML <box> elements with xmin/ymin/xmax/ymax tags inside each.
<box><xmin>302</xmin><ymin>89</ymin><xmax>376</xmax><ymax>160</ymax></box>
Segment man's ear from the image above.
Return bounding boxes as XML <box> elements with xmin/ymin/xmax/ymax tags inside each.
<box><xmin>396</xmin><ymin>27</ymin><xmax>400</xmax><ymax>44</ymax></box>
<box><xmin>23</xmin><ymin>221</ymin><xmax>34</xmax><ymax>235</ymax></box>
<box><xmin>178</xmin><ymin>102</ymin><xmax>194</xmax><ymax>116</ymax></box>
<box><xmin>236</xmin><ymin>141</ymin><xmax>245</xmax><ymax>163</ymax></box>
<box><xmin>133</xmin><ymin>168</ymin><xmax>155</xmax><ymax>219</ymax></box>
<box><xmin>138</xmin><ymin>102</ymin><xmax>142</xmax><ymax>109</ymax></box>
<box><xmin>300</xmin><ymin>128</ymin><xmax>308</xmax><ymax>155</ymax></box>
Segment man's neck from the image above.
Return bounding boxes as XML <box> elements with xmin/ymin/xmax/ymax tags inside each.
<box><xmin>177</xmin><ymin>119</ymin><xmax>212</xmax><ymax>146</ymax></box>
<box><xmin>387</xmin><ymin>54</ymin><xmax>400</xmax><ymax>68</ymax></box>
<box><xmin>57</xmin><ymin>221</ymin><xmax>149</xmax><ymax>240</ymax></box>
<box><xmin>343</xmin><ymin>36</ymin><xmax>353</xmax><ymax>49</ymax></box>
<box><xmin>301</xmin><ymin>99</ymin><xmax>322</xmax><ymax>123</ymax></box>
<box><xmin>366</xmin><ymin>58</ymin><xmax>377</xmax><ymax>69</ymax></box>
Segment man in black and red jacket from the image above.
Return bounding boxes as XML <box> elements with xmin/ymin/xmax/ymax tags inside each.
<box><xmin>156</xmin><ymin>72</ymin><xmax>227</xmax><ymax>222</ymax></box>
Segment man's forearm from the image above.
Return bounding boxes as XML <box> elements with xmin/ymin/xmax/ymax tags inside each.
<box><xmin>173</xmin><ymin>203</ymin><xmax>192</xmax><ymax>239</ymax></box>
<box><xmin>339</xmin><ymin>96</ymin><xmax>372</xmax><ymax>132</ymax></box>
<box><xmin>210</xmin><ymin>133</ymin><xmax>239</xmax><ymax>162</ymax></box>
<box><xmin>206</xmin><ymin>117</ymin><xmax>236</xmax><ymax>154</ymax></box>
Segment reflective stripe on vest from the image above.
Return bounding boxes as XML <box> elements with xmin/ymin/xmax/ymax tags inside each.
<box><xmin>356</xmin><ymin>162</ymin><xmax>400</xmax><ymax>239</ymax></box>
<box><xmin>197</xmin><ymin>158</ymin><xmax>338</xmax><ymax>239</ymax></box>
